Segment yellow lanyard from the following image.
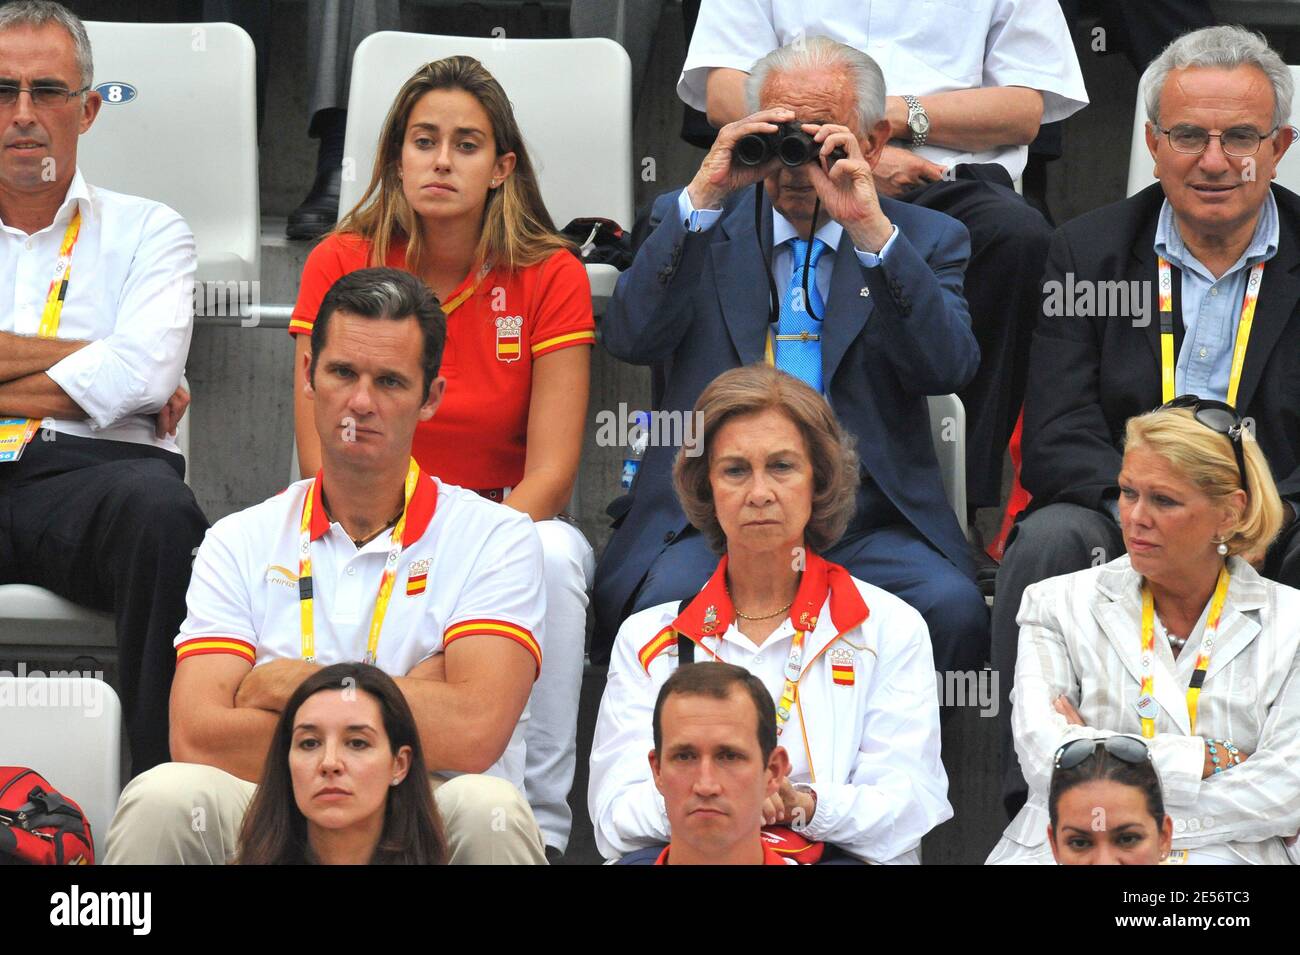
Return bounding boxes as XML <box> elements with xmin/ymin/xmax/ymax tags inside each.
<box><xmin>441</xmin><ymin>262</ymin><xmax>491</xmax><ymax>316</ymax></box>
<box><xmin>0</xmin><ymin>211</ymin><xmax>83</xmax><ymax>462</ymax></box>
<box><xmin>774</xmin><ymin>628</ymin><xmax>808</xmax><ymax>737</ymax></box>
<box><xmin>1157</xmin><ymin>256</ymin><xmax>1264</xmax><ymax>407</ymax></box>
<box><xmin>298</xmin><ymin>458</ymin><xmax>421</xmax><ymax>664</ymax></box>
<box><xmin>1137</xmin><ymin>565</ymin><xmax>1230</xmax><ymax>738</ymax></box>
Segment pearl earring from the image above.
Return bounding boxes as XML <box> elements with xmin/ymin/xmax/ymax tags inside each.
<box><xmin>1213</xmin><ymin>536</ymin><xmax>1229</xmax><ymax>556</ymax></box>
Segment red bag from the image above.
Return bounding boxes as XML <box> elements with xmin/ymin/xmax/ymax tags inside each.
<box><xmin>761</xmin><ymin>825</ymin><xmax>826</xmax><ymax>864</ymax></box>
<box><xmin>0</xmin><ymin>767</ymin><xmax>94</xmax><ymax>865</ymax></box>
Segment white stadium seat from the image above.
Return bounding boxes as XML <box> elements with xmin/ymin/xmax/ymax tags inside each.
<box><xmin>928</xmin><ymin>393</ymin><xmax>969</xmax><ymax>535</ymax></box>
<box><xmin>338</xmin><ymin>32</ymin><xmax>633</xmax><ymax>313</ymax></box>
<box><xmin>0</xmin><ymin>677</ymin><xmax>123</xmax><ymax>849</ymax></box>
<box><xmin>1126</xmin><ymin>63</ymin><xmax>1300</xmax><ymax>198</ymax></box>
<box><xmin>80</xmin><ymin>21</ymin><xmax>260</xmax><ymax>288</ymax></box>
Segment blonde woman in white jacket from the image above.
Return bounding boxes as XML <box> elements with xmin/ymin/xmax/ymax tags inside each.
<box><xmin>589</xmin><ymin>365</ymin><xmax>952</xmax><ymax>864</ymax></box>
<box><xmin>990</xmin><ymin>400</ymin><xmax>1300</xmax><ymax>865</ymax></box>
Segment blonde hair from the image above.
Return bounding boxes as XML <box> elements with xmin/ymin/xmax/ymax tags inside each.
<box><xmin>673</xmin><ymin>365</ymin><xmax>859</xmax><ymax>555</ymax></box>
<box><xmin>336</xmin><ymin>55</ymin><xmax>572</xmax><ymax>275</ymax></box>
<box><xmin>1124</xmin><ymin>407</ymin><xmax>1284</xmax><ymax>557</ymax></box>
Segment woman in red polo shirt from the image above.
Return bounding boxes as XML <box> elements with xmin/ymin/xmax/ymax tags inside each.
<box><xmin>289</xmin><ymin>55</ymin><xmax>595</xmax><ymax>857</ymax></box>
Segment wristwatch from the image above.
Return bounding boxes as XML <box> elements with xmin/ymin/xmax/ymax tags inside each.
<box><xmin>903</xmin><ymin>94</ymin><xmax>930</xmax><ymax>148</ymax></box>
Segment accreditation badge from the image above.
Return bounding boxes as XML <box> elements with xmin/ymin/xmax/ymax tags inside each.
<box><xmin>0</xmin><ymin>417</ymin><xmax>39</xmax><ymax>463</ymax></box>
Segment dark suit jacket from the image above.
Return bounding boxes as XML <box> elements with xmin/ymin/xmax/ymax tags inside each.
<box><xmin>593</xmin><ymin>186</ymin><xmax>981</xmax><ymax>646</ymax></box>
<box><xmin>1024</xmin><ymin>182</ymin><xmax>1300</xmax><ymax>513</ymax></box>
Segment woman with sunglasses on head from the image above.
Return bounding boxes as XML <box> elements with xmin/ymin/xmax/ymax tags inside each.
<box><xmin>1048</xmin><ymin>736</ymin><xmax>1173</xmax><ymax>865</ymax></box>
<box><xmin>287</xmin><ymin>56</ymin><xmax>596</xmax><ymax>859</ymax></box>
<box><xmin>989</xmin><ymin>400</ymin><xmax>1300</xmax><ymax>864</ymax></box>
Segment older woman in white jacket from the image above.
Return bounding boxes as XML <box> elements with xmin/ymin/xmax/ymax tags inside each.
<box><xmin>588</xmin><ymin>365</ymin><xmax>951</xmax><ymax>864</ymax></box>
<box><xmin>989</xmin><ymin>401</ymin><xmax>1300</xmax><ymax>865</ymax></box>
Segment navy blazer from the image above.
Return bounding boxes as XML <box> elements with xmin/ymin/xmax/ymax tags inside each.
<box><xmin>1024</xmin><ymin>183</ymin><xmax>1300</xmax><ymax>514</ymax></box>
<box><xmin>593</xmin><ymin>186</ymin><xmax>981</xmax><ymax>646</ymax></box>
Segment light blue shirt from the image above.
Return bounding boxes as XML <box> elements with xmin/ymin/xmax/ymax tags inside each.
<box><xmin>676</xmin><ymin>189</ymin><xmax>900</xmax><ymax>303</ymax></box>
<box><xmin>1154</xmin><ymin>191</ymin><xmax>1279</xmax><ymax>403</ymax></box>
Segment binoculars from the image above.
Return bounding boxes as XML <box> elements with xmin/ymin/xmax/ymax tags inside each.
<box><xmin>734</xmin><ymin>122</ymin><xmax>847</xmax><ymax>168</ymax></box>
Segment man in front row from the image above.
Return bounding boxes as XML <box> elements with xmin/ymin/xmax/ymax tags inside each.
<box><xmin>106</xmin><ymin>269</ymin><xmax>548</xmax><ymax>864</ymax></box>
<box><xmin>648</xmin><ymin>663</ymin><xmax>796</xmax><ymax>866</ymax></box>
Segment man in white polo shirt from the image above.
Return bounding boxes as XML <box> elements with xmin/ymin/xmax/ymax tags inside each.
<box><xmin>105</xmin><ymin>268</ymin><xmax>549</xmax><ymax>864</ymax></box>
<box><xmin>0</xmin><ymin>1</ymin><xmax>205</xmax><ymax>774</ymax></box>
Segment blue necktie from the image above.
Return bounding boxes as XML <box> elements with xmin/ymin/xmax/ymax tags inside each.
<box><xmin>775</xmin><ymin>237</ymin><xmax>828</xmax><ymax>392</ymax></box>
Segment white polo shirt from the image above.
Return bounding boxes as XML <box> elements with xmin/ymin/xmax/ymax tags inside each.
<box><xmin>678</xmin><ymin>0</ymin><xmax>1089</xmax><ymax>180</ymax></box>
<box><xmin>175</xmin><ymin>470</ymin><xmax>546</xmax><ymax>787</ymax></box>
<box><xmin>0</xmin><ymin>167</ymin><xmax>196</xmax><ymax>449</ymax></box>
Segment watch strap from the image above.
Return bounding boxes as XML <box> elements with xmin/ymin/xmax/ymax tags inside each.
<box><xmin>904</xmin><ymin>94</ymin><xmax>929</xmax><ymax>148</ymax></box>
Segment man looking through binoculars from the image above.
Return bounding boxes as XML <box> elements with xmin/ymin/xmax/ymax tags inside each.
<box><xmin>592</xmin><ymin>36</ymin><xmax>990</xmax><ymax>678</ymax></box>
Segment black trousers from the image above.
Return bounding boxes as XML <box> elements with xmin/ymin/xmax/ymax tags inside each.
<box><xmin>897</xmin><ymin>167</ymin><xmax>1054</xmax><ymax>512</ymax></box>
<box><xmin>990</xmin><ymin>501</ymin><xmax>1300</xmax><ymax>817</ymax></box>
<box><xmin>0</xmin><ymin>434</ymin><xmax>209</xmax><ymax>774</ymax></box>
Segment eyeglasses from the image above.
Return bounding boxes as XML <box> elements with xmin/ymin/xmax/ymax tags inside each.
<box><xmin>1159</xmin><ymin>394</ymin><xmax>1250</xmax><ymax>500</ymax></box>
<box><xmin>0</xmin><ymin>84</ymin><xmax>90</xmax><ymax>108</ymax></box>
<box><xmin>1054</xmin><ymin>735</ymin><xmax>1151</xmax><ymax>772</ymax></box>
<box><xmin>1155</xmin><ymin>123</ymin><xmax>1281</xmax><ymax>158</ymax></box>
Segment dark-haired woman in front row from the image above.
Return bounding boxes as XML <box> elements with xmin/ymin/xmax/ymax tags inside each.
<box><xmin>237</xmin><ymin>663</ymin><xmax>446</xmax><ymax>864</ymax></box>
<box><xmin>991</xmin><ymin>402</ymin><xmax>1300</xmax><ymax>864</ymax></box>
<box><xmin>1047</xmin><ymin>736</ymin><xmax>1173</xmax><ymax>865</ymax></box>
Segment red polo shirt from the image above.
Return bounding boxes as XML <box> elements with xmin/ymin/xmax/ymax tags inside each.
<box><xmin>653</xmin><ymin>842</ymin><xmax>796</xmax><ymax>865</ymax></box>
<box><xmin>291</xmin><ymin>232</ymin><xmax>595</xmax><ymax>489</ymax></box>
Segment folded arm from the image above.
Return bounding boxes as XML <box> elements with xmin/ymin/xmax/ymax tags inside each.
<box><xmin>800</xmin><ymin>612</ymin><xmax>952</xmax><ymax>861</ymax></box>
<box><xmin>44</xmin><ymin>207</ymin><xmax>195</xmax><ymax>429</ymax></box>
<box><xmin>588</xmin><ymin>620</ymin><xmax>673</xmax><ymax>859</ymax></box>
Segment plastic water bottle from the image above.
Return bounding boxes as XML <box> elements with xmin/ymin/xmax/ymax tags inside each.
<box><xmin>620</xmin><ymin>410</ymin><xmax>651</xmax><ymax>490</ymax></box>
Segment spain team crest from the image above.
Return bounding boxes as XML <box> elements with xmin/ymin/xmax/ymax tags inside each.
<box><xmin>406</xmin><ymin>558</ymin><xmax>431</xmax><ymax>597</ymax></box>
<box><xmin>495</xmin><ymin>315</ymin><xmax>523</xmax><ymax>363</ymax></box>
<box><xmin>829</xmin><ymin>646</ymin><xmax>855</xmax><ymax>686</ymax></box>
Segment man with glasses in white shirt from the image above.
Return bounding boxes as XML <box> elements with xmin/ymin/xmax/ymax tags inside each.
<box><xmin>0</xmin><ymin>1</ymin><xmax>205</xmax><ymax>773</ymax></box>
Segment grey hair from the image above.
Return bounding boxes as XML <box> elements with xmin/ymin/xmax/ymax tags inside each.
<box><xmin>745</xmin><ymin>35</ymin><xmax>886</xmax><ymax>135</ymax></box>
<box><xmin>1144</xmin><ymin>25</ymin><xmax>1292</xmax><ymax>130</ymax></box>
<box><xmin>0</xmin><ymin>1</ymin><xmax>93</xmax><ymax>88</ymax></box>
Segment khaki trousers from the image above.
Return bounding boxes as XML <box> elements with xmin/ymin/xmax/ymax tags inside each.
<box><xmin>103</xmin><ymin>762</ymin><xmax>547</xmax><ymax>864</ymax></box>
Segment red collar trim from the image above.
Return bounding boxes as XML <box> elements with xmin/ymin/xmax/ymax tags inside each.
<box><xmin>653</xmin><ymin>842</ymin><xmax>788</xmax><ymax>865</ymax></box>
<box><xmin>401</xmin><ymin>470</ymin><xmax>438</xmax><ymax>546</ymax></box>
<box><xmin>309</xmin><ymin>470</ymin><xmax>330</xmax><ymax>541</ymax></box>
<box><xmin>309</xmin><ymin>466</ymin><xmax>438</xmax><ymax>546</ymax></box>
<box><xmin>671</xmin><ymin>552</ymin><xmax>868</xmax><ymax>639</ymax></box>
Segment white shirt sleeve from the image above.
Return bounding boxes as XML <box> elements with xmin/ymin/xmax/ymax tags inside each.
<box><xmin>678</xmin><ymin>0</ymin><xmax>779</xmax><ymax>112</ymax></box>
<box><xmin>175</xmin><ymin>517</ymin><xmax>259</xmax><ymax>653</ymax></box>
<box><xmin>45</xmin><ymin>204</ymin><xmax>196</xmax><ymax>429</ymax></box>
<box><xmin>588</xmin><ymin>614</ymin><xmax>673</xmax><ymax>859</ymax></box>
<box><xmin>853</xmin><ymin>224</ymin><xmax>900</xmax><ymax>267</ymax></box>
<box><xmin>439</xmin><ymin>510</ymin><xmax>547</xmax><ymax>674</ymax></box>
<box><xmin>799</xmin><ymin>603</ymin><xmax>953</xmax><ymax>861</ymax></box>
<box><xmin>985</xmin><ymin>0</ymin><xmax>1089</xmax><ymax>124</ymax></box>
<box><xmin>676</xmin><ymin>188</ymin><xmax>726</xmax><ymax>233</ymax></box>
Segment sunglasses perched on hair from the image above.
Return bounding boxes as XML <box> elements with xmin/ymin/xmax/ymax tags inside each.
<box><xmin>1054</xmin><ymin>735</ymin><xmax>1151</xmax><ymax>771</ymax></box>
<box><xmin>1159</xmin><ymin>395</ymin><xmax>1250</xmax><ymax>499</ymax></box>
